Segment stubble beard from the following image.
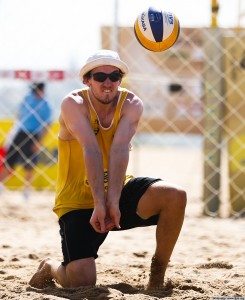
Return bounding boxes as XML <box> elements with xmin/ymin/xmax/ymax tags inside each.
<box><xmin>90</xmin><ymin>87</ymin><xmax>116</xmax><ymax>105</ymax></box>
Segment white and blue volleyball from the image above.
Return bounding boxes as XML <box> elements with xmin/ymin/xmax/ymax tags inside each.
<box><xmin>134</xmin><ymin>7</ymin><xmax>180</xmax><ymax>52</ymax></box>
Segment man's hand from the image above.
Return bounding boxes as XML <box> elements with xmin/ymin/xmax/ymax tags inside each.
<box><xmin>90</xmin><ymin>203</ymin><xmax>121</xmax><ymax>233</ymax></box>
<box><xmin>90</xmin><ymin>203</ymin><xmax>107</xmax><ymax>233</ymax></box>
<box><xmin>106</xmin><ymin>203</ymin><xmax>121</xmax><ymax>231</ymax></box>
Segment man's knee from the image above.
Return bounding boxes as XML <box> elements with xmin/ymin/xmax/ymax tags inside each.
<box><xmin>175</xmin><ymin>187</ymin><xmax>187</xmax><ymax>204</ymax></box>
<box><xmin>66</xmin><ymin>258</ymin><xmax>96</xmax><ymax>287</ymax></box>
<box><xmin>137</xmin><ymin>182</ymin><xmax>186</xmax><ymax>218</ymax></box>
<box><xmin>165</xmin><ymin>186</ymin><xmax>187</xmax><ymax>212</ymax></box>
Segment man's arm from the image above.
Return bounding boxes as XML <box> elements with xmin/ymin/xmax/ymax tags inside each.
<box><xmin>106</xmin><ymin>93</ymin><xmax>143</xmax><ymax>229</ymax></box>
<box><xmin>60</xmin><ymin>95</ymin><xmax>107</xmax><ymax>231</ymax></box>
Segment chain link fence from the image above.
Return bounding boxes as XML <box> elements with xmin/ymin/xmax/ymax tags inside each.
<box><xmin>0</xmin><ymin>25</ymin><xmax>244</xmax><ymax>217</ymax></box>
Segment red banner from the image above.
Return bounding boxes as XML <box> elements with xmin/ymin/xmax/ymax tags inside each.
<box><xmin>14</xmin><ymin>70</ymin><xmax>31</xmax><ymax>80</ymax></box>
<box><xmin>0</xmin><ymin>70</ymin><xmax>74</xmax><ymax>81</ymax></box>
<box><xmin>48</xmin><ymin>70</ymin><xmax>64</xmax><ymax>80</ymax></box>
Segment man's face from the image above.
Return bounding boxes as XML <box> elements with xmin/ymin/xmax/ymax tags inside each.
<box><xmin>36</xmin><ymin>89</ymin><xmax>45</xmax><ymax>98</ymax></box>
<box><xmin>87</xmin><ymin>65</ymin><xmax>122</xmax><ymax>105</ymax></box>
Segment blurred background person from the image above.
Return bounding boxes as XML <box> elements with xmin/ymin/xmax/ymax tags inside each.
<box><xmin>0</xmin><ymin>82</ymin><xmax>52</xmax><ymax>199</ymax></box>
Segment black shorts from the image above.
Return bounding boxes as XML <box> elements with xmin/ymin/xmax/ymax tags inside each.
<box><xmin>5</xmin><ymin>131</ymin><xmax>39</xmax><ymax>170</ymax></box>
<box><xmin>59</xmin><ymin>177</ymin><xmax>162</xmax><ymax>265</ymax></box>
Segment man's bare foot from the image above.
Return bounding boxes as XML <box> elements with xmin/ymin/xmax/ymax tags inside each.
<box><xmin>29</xmin><ymin>258</ymin><xmax>54</xmax><ymax>289</ymax></box>
<box><xmin>146</xmin><ymin>255</ymin><xmax>166</xmax><ymax>290</ymax></box>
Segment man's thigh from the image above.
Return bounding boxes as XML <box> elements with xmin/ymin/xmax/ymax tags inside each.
<box><xmin>59</xmin><ymin>209</ymin><xmax>108</xmax><ymax>265</ymax></box>
<box><xmin>137</xmin><ymin>180</ymin><xmax>183</xmax><ymax>219</ymax></box>
<box><xmin>118</xmin><ymin>177</ymin><xmax>162</xmax><ymax>230</ymax></box>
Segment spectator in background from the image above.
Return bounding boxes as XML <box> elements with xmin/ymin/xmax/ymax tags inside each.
<box><xmin>0</xmin><ymin>82</ymin><xmax>52</xmax><ymax>199</ymax></box>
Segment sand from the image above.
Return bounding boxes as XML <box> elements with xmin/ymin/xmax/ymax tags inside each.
<box><xmin>1</xmin><ymin>191</ymin><xmax>244</xmax><ymax>300</ymax></box>
<box><xmin>0</xmin><ymin>146</ymin><xmax>244</xmax><ymax>299</ymax></box>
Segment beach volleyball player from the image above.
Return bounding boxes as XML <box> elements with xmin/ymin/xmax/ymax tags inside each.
<box><xmin>29</xmin><ymin>49</ymin><xmax>186</xmax><ymax>290</ymax></box>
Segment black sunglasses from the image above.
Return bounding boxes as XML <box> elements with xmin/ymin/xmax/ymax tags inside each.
<box><xmin>90</xmin><ymin>71</ymin><xmax>123</xmax><ymax>82</ymax></box>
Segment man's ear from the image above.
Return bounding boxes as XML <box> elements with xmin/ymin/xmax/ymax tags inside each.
<box><xmin>83</xmin><ymin>78</ymin><xmax>90</xmax><ymax>86</ymax></box>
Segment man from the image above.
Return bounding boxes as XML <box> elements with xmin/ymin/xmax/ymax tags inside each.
<box><xmin>29</xmin><ymin>50</ymin><xmax>186</xmax><ymax>290</ymax></box>
<box><xmin>0</xmin><ymin>82</ymin><xmax>52</xmax><ymax>198</ymax></box>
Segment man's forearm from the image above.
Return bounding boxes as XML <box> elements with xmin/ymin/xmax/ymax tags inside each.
<box><xmin>107</xmin><ymin>147</ymin><xmax>129</xmax><ymax>205</ymax></box>
<box><xmin>83</xmin><ymin>147</ymin><xmax>106</xmax><ymax>205</ymax></box>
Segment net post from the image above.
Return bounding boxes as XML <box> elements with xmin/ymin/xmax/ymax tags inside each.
<box><xmin>202</xmin><ymin>28</ymin><xmax>225</xmax><ymax>216</ymax></box>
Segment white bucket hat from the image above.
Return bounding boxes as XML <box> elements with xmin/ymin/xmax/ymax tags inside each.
<box><xmin>80</xmin><ymin>49</ymin><xmax>129</xmax><ymax>79</ymax></box>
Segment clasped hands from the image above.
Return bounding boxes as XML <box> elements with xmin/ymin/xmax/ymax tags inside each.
<box><xmin>90</xmin><ymin>202</ymin><xmax>121</xmax><ymax>233</ymax></box>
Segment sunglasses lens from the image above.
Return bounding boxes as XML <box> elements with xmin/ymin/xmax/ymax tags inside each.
<box><xmin>109</xmin><ymin>72</ymin><xmax>121</xmax><ymax>82</ymax></box>
<box><xmin>92</xmin><ymin>73</ymin><xmax>107</xmax><ymax>82</ymax></box>
<box><xmin>91</xmin><ymin>71</ymin><xmax>122</xmax><ymax>82</ymax></box>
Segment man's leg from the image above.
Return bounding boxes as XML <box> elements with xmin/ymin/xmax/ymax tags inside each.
<box><xmin>29</xmin><ymin>257</ymin><xmax>96</xmax><ymax>288</ymax></box>
<box><xmin>1</xmin><ymin>131</ymin><xmax>23</xmax><ymax>185</ymax></box>
<box><xmin>23</xmin><ymin>168</ymin><xmax>33</xmax><ymax>199</ymax></box>
<box><xmin>136</xmin><ymin>181</ymin><xmax>187</xmax><ymax>290</ymax></box>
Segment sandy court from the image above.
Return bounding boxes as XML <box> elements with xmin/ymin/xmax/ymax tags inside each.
<box><xmin>0</xmin><ymin>146</ymin><xmax>244</xmax><ymax>299</ymax></box>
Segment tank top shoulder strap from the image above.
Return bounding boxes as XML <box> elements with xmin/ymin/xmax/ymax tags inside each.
<box><xmin>113</xmin><ymin>88</ymin><xmax>128</xmax><ymax>126</ymax></box>
<box><xmin>81</xmin><ymin>88</ymin><xmax>99</xmax><ymax>133</ymax></box>
<box><xmin>81</xmin><ymin>88</ymin><xmax>97</xmax><ymax>120</ymax></box>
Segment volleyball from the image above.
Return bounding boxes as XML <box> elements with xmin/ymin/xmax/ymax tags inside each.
<box><xmin>134</xmin><ymin>7</ymin><xmax>180</xmax><ymax>52</ymax></box>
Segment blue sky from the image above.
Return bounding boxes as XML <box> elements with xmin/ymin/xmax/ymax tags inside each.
<box><xmin>0</xmin><ymin>0</ymin><xmax>244</xmax><ymax>70</ymax></box>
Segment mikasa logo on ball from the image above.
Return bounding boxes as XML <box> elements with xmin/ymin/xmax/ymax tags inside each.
<box><xmin>164</xmin><ymin>12</ymin><xmax>174</xmax><ymax>25</ymax></box>
<box><xmin>140</xmin><ymin>12</ymin><xmax>147</xmax><ymax>31</ymax></box>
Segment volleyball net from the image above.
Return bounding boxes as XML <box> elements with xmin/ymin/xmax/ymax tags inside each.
<box><xmin>0</xmin><ymin>26</ymin><xmax>244</xmax><ymax>218</ymax></box>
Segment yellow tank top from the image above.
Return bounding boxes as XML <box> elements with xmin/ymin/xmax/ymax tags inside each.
<box><xmin>53</xmin><ymin>87</ymin><xmax>133</xmax><ymax>218</ymax></box>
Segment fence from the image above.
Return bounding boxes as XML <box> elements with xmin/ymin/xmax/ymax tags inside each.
<box><xmin>0</xmin><ymin>26</ymin><xmax>244</xmax><ymax>217</ymax></box>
